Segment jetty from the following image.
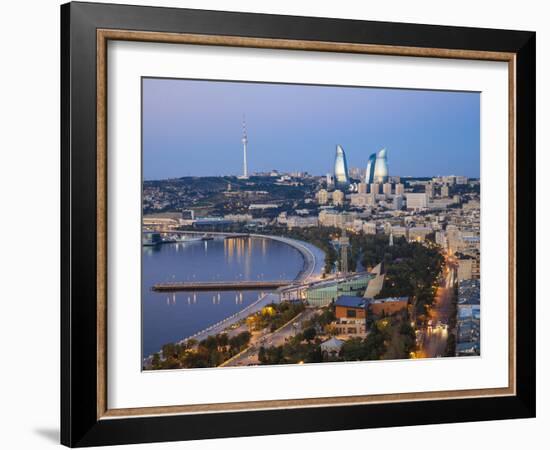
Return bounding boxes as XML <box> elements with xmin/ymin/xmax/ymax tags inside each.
<box><xmin>152</xmin><ymin>280</ymin><xmax>293</xmax><ymax>292</ymax></box>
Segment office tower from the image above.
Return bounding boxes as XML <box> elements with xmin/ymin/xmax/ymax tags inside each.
<box><xmin>334</xmin><ymin>145</ymin><xmax>350</xmax><ymax>187</ymax></box>
<box><xmin>395</xmin><ymin>183</ymin><xmax>405</xmax><ymax>196</ymax></box>
<box><xmin>425</xmin><ymin>182</ymin><xmax>434</xmax><ymax>199</ymax></box>
<box><xmin>373</xmin><ymin>148</ymin><xmax>389</xmax><ymax>183</ymax></box>
<box><xmin>317</xmin><ymin>189</ymin><xmax>329</xmax><ymax>205</ymax></box>
<box><xmin>332</xmin><ymin>189</ymin><xmax>345</xmax><ymax>206</ymax></box>
<box><xmin>365</xmin><ymin>153</ymin><xmax>377</xmax><ymax>184</ymax></box>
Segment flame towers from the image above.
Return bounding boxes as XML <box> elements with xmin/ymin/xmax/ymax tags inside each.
<box><xmin>365</xmin><ymin>153</ymin><xmax>377</xmax><ymax>184</ymax></box>
<box><xmin>333</xmin><ymin>145</ymin><xmax>350</xmax><ymax>187</ymax></box>
<box><xmin>372</xmin><ymin>148</ymin><xmax>389</xmax><ymax>183</ymax></box>
<box><xmin>364</xmin><ymin>149</ymin><xmax>389</xmax><ymax>184</ymax></box>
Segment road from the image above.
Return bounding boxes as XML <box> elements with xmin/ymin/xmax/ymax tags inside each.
<box><xmin>420</xmin><ymin>260</ymin><xmax>456</xmax><ymax>358</ymax></box>
<box><xmin>223</xmin><ymin>308</ymin><xmax>320</xmax><ymax>367</ymax></box>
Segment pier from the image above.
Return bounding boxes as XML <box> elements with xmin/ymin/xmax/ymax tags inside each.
<box><xmin>152</xmin><ymin>280</ymin><xmax>294</xmax><ymax>292</ymax></box>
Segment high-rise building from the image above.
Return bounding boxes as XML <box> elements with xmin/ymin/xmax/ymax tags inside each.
<box><xmin>332</xmin><ymin>189</ymin><xmax>345</xmax><ymax>206</ymax></box>
<box><xmin>365</xmin><ymin>153</ymin><xmax>377</xmax><ymax>184</ymax></box>
<box><xmin>373</xmin><ymin>148</ymin><xmax>389</xmax><ymax>183</ymax></box>
<box><xmin>326</xmin><ymin>173</ymin><xmax>334</xmax><ymax>186</ymax></box>
<box><xmin>425</xmin><ymin>183</ymin><xmax>434</xmax><ymax>199</ymax></box>
<box><xmin>316</xmin><ymin>189</ymin><xmax>329</xmax><ymax>205</ymax></box>
<box><xmin>383</xmin><ymin>183</ymin><xmax>392</xmax><ymax>197</ymax></box>
<box><xmin>357</xmin><ymin>182</ymin><xmax>367</xmax><ymax>194</ymax></box>
<box><xmin>393</xmin><ymin>195</ymin><xmax>404</xmax><ymax>210</ymax></box>
<box><xmin>406</xmin><ymin>193</ymin><xmax>428</xmax><ymax>210</ymax></box>
<box><xmin>455</xmin><ymin>176</ymin><xmax>468</xmax><ymax>185</ymax></box>
<box><xmin>349</xmin><ymin>167</ymin><xmax>364</xmax><ymax>180</ymax></box>
<box><xmin>334</xmin><ymin>145</ymin><xmax>350</xmax><ymax>188</ymax></box>
<box><xmin>395</xmin><ymin>183</ymin><xmax>405</xmax><ymax>196</ymax></box>
<box><xmin>370</xmin><ymin>183</ymin><xmax>380</xmax><ymax>195</ymax></box>
<box><xmin>441</xmin><ymin>184</ymin><xmax>450</xmax><ymax>197</ymax></box>
<box><xmin>362</xmin><ymin>222</ymin><xmax>377</xmax><ymax>235</ymax></box>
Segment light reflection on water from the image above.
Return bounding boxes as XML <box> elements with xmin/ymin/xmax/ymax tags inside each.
<box><xmin>142</xmin><ymin>237</ymin><xmax>303</xmax><ymax>357</ymax></box>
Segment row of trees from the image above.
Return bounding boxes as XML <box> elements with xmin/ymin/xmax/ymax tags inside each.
<box><xmin>149</xmin><ymin>331</ymin><xmax>252</xmax><ymax>370</ymax></box>
<box><xmin>249</xmin><ymin>302</ymin><xmax>305</xmax><ymax>332</ymax></box>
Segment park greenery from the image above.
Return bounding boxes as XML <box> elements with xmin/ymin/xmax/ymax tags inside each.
<box><xmin>149</xmin><ymin>330</ymin><xmax>252</xmax><ymax>370</ymax></box>
<box><xmin>350</xmin><ymin>233</ymin><xmax>444</xmax><ymax>319</ymax></box>
<box><xmin>258</xmin><ymin>310</ymin><xmax>416</xmax><ymax>365</ymax></box>
<box><xmin>247</xmin><ymin>302</ymin><xmax>305</xmax><ymax>332</ymax></box>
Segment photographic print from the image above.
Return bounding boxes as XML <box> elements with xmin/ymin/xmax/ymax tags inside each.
<box><xmin>141</xmin><ymin>78</ymin><xmax>481</xmax><ymax>370</ymax></box>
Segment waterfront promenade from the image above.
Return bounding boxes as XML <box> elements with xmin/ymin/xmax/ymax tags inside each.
<box><xmin>179</xmin><ymin>235</ymin><xmax>324</xmax><ymax>344</ymax></box>
<box><xmin>144</xmin><ymin>234</ymin><xmax>325</xmax><ymax>361</ymax></box>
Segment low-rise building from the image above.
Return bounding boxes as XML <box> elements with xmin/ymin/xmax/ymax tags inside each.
<box><xmin>333</xmin><ymin>296</ymin><xmax>368</xmax><ymax>336</ymax></box>
<box><xmin>286</xmin><ymin>216</ymin><xmax>319</xmax><ymax>229</ymax></box>
<box><xmin>362</xmin><ymin>221</ymin><xmax>377</xmax><ymax>235</ymax></box>
<box><xmin>350</xmin><ymin>193</ymin><xmax>375</xmax><ymax>207</ymax></box>
<box><xmin>408</xmin><ymin>226</ymin><xmax>432</xmax><ymax>242</ymax></box>
<box><xmin>320</xmin><ymin>337</ymin><xmax>345</xmax><ymax>355</ymax></box>
<box><xmin>367</xmin><ymin>297</ymin><xmax>408</xmax><ymax>316</ymax></box>
<box><xmin>305</xmin><ymin>273</ymin><xmax>373</xmax><ymax>307</ymax></box>
<box><xmin>318</xmin><ymin>210</ymin><xmax>356</xmax><ymax>229</ymax></box>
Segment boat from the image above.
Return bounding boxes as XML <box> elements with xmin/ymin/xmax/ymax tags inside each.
<box><xmin>201</xmin><ymin>234</ymin><xmax>214</xmax><ymax>241</ymax></box>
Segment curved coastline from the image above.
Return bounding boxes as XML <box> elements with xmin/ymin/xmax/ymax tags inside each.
<box><xmin>143</xmin><ymin>235</ymin><xmax>325</xmax><ymax>364</ymax></box>
<box><xmin>178</xmin><ymin>235</ymin><xmax>324</xmax><ymax>343</ymax></box>
<box><xmin>250</xmin><ymin>234</ymin><xmax>325</xmax><ymax>282</ymax></box>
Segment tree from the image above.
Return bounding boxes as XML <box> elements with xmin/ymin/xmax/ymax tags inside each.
<box><xmin>151</xmin><ymin>352</ymin><xmax>161</xmax><ymax>369</ymax></box>
<box><xmin>445</xmin><ymin>334</ymin><xmax>456</xmax><ymax>357</ymax></box>
<box><xmin>258</xmin><ymin>346</ymin><xmax>267</xmax><ymax>364</ymax></box>
<box><xmin>339</xmin><ymin>338</ymin><xmax>366</xmax><ymax>361</ymax></box>
<box><xmin>161</xmin><ymin>342</ymin><xmax>177</xmax><ymax>359</ymax></box>
<box><xmin>303</xmin><ymin>327</ymin><xmax>317</xmax><ymax>342</ymax></box>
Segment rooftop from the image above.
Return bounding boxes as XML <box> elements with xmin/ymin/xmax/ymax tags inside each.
<box><xmin>335</xmin><ymin>296</ymin><xmax>367</xmax><ymax>308</ymax></box>
<box><xmin>368</xmin><ymin>296</ymin><xmax>408</xmax><ymax>304</ymax></box>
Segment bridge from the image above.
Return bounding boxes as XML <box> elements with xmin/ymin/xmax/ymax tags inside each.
<box><xmin>152</xmin><ymin>280</ymin><xmax>294</xmax><ymax>292</ymax></box>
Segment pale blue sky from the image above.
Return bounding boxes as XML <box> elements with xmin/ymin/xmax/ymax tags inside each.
<box><xmin>143</xmin><ymin>78</ymin><xmax>480</xmax><ymax>180</ymax></box>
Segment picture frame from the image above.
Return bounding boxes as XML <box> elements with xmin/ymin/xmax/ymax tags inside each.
<box><xmin>61</xmin><ymin>1</ymin><xmax>536</xmax><ymax>447</ymax></box>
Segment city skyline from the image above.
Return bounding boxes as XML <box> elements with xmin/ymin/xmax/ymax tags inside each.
<box><xmin>143</xmin><ymin>78</ymin><xmax>480</xmax><ymax>180</ymax></box>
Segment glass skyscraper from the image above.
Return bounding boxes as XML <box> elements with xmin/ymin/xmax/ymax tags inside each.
<box><xmin>333</xmin><ymin>145</ymin><xmax>350</xmax><ymax>187</ymax></box>
<box><xmin>373</xmin><ymin>148</ymin><xmax>389</xmax><ymax>183</ymax></box>
<box><xmin>365</xmin><ymin>153</ymin><xmax>377</xmax><ymax>184</ymax></box>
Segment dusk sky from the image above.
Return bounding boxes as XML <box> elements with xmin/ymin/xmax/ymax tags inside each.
<box><xmin>142</xmin><ymin>78</ymin><xmax>480</xmax><ymax>180</ymax></box>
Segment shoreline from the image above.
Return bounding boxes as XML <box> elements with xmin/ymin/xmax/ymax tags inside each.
<box><xmin>143</xmin><ymin>234</ymin><xmax>325</xmax><ymax>364</ymax></box>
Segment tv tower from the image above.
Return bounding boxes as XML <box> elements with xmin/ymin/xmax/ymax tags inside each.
<box><xmin>241</xmin><ymin>116</ymin><xmax>248</xmax><ymax>178</ymax></box>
